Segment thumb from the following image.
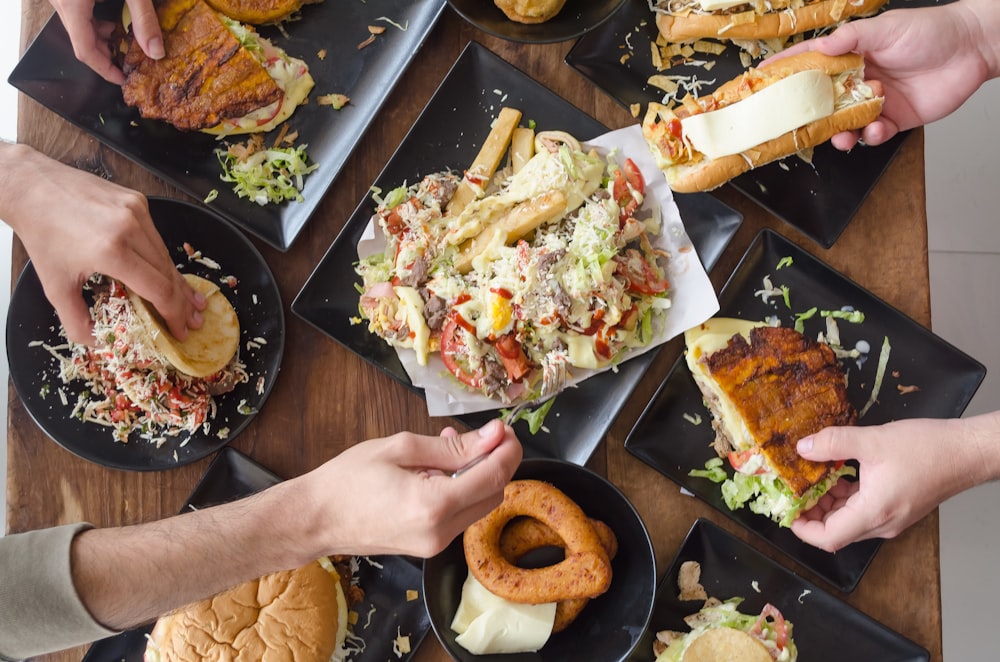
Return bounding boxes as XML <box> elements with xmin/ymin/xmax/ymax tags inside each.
<box><xmin>126</xmin><ymin>0</ymin><xmax>165</xmax><ymax>59</ymax></box>
<box><xmin>813</xmin><ymin>25</ymin><xmax>861</xmax><ymax>57</ymax></box>
<box><xmin>796</xmin><ymin>426</ymin><xmax>857</xmax><ymax>463</ymax></box>
<box><xmin>47</xmin><ymin>287</ymin><xmax>96</xmax><ymax>345</ymax></box>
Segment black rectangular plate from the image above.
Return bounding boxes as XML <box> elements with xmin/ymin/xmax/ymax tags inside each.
<box><xmin>9</xmin><ymin>0</ymin><xmax>447</xmax><ymax>251</ymax></box>
<box><xmin>624</xmin><ymin>228</ymin><xmax>985</xmax><ymax>591</ymax></box>
<box><xmin>626</xmin><ymin>519</ymin><xmax>929</xmax><ymax>661</ymax></box>
<box><xmin>291</xmin><ymin>41</ymin><xmax>743</xmax><ymax>465</ymax></box>
<box><xmin>81</xmin><ymin>447</ymin><xmax>431</xmax><ymax>661</ymax></box>
<box><xmin>566</xmin><ymin>0</ymin><xmax>948</xmax><ymax>248</ymax></box>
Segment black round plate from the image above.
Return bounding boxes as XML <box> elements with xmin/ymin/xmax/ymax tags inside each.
<box><xmin>447</xmin><ymin>0</ymin><xmax>626</xmax><ymax>44</ymax></box>
<box><xmin>5</xmin><ymin>197</ymin><xmax>284</xmax><ymax>471</ymax></box>
<box><xmin>423</xmin><ymin>458</ymin><xmax>656</xmax><ymax>661</ymax></box>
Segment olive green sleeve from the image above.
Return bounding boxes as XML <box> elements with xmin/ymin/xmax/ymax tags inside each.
<box><xmin>0</xmin><ymin>523</ymin><xmax>118</xmax><ymax>660</ymax></box>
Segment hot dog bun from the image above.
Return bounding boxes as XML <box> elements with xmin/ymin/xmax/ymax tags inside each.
<box><xmin>642</xmin><ymin>52</ymin><xmax>883</xmax><ymax>193</ymax></box>
<box><xmin>655</xmin><ymin>0</ymin><xmax>887</xmax><ymax>42</ymax></box>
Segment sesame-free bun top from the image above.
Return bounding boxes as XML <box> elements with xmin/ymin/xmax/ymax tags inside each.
<box><xmin>128</xmin><ymin>274</ymin><xmax>240</xmax><ymax>378</ymax></box>
<box><xmin>144</xmin><ymin>559</ymin><xmax>347</xmax><ymax>662</ymax></box>
<box><xmin>683</xmin><ymin>627</ymin><xmax>773</xmax><ymax>662</ymax></box>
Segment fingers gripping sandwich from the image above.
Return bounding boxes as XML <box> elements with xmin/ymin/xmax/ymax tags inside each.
<box><xmin>143</xmin><ymin>558</ymin><xmax>350</xmax><ymax>662</ymax></box>
<box><xmin>642</xmin><ymin>52</ymin><xmax>882</xmax><ymax>193</ymax></box>
<box><xmin>119</xmin><ymin>0</ymin><xmax>313</xmax><ymax>134</ymax></box>
<box><xmin>653</xmin><ymin>0</ymin><xmax>887</xmax><ymax>43</ymax></box>
<box><xmin>685</xmin><ymin>318</ymin><xmax>857</xmax><ymax>526</ymax></box>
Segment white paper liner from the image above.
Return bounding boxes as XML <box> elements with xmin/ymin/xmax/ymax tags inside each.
<box><xmin>357</xmin><ymin>124</ymin><xmax>719</xmax><ymax>416</ymax></box>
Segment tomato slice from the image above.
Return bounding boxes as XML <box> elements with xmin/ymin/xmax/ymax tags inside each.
<box><xmin>612</xmin><ymin>158</ymin><xmax>645</xmax><ymax>224</ymax></box>
<box><xmin>493</xmin><ymin>334</ymin><xmax>532</xmax><ymax>383</ymax></box>
<box><xmin>727</xmin><ymin>449</ymin><xmax>766</xmax><ymax>474</ymax></box>
<box><xmin>752</xmin><ymin>603</ymin><xmax>788</xmax><ymax>651</ymax></box>
<box><xmin>616</xmin><ymin>249</ymin><xmax>669</xmax><ymax>295</ymax></box>
<box><xmin>440</xmin><ymin>319</ymin><xmax>485</xmax><ymax>389</ymax></box>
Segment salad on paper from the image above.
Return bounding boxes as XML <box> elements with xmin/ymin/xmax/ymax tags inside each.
<box><xmin>354</xmin><ymin>109</ymin><xmax>718</xmax><ymax>417</ymax></box>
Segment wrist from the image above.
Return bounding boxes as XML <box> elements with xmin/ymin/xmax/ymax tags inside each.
<box><xmin>0</xmin><ymin>142</ymin><xmax>37</xmax><ymax>232</ymax></box>
<box><xmin>960</xmin><ymin>411</ymin><xmax>1000</xmax><ymax>485</ymax></box>
<box><xmin>960</xmin><ymin>0</ymin><xmax>1000</xmax><ymax>81</ymax></box>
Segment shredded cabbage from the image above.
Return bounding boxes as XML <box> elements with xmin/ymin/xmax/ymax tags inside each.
<box><xmin>217</xmin><ymin>144</ymin><xmax>318</xmax><ymax>206</ymax></box>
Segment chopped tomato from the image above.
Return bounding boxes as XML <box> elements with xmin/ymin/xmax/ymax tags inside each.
<box><xmin>255</xmin><ymin>95</ymin><xmax>285</xmax><ymax>126</ymax></box>
<box><xmin>493</xmin><ymin>334</ymin><xmax>531</xmax><ymax>383</ymax></box>
<box><xmin>612</xmin><ymin>158</ymin><xmax>645</xmax><ymax>224</ymax></box>
<box><xmin>728</xmin><ymin>449</ymin><xmax>767</xmax><ymax>475</ymax></box>
<box><xmin>667</xmin><ymin>118</ymin><xmax>683</xmax><ymax>139</ymax></box>
<box><xmin>441</xmin><ymin>319</ymin><xmax>485</xmax><ymax>389</ymax></box>
<box><xmin>752</xmin><ymin>603</ymin><xmax>788</xmax><ymax>651</ymax></box>
<box><xmin>615</xmin><ymin>249</ymin><xmax>668</xmax><ymax>295</ymax></box>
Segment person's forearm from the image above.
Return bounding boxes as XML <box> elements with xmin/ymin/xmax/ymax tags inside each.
<box><xmin>959</xmin><ymin>0</ymin><xmax>1000</xmax><ymax>80</ymax></box>
<box><xmin>957</xmin><ymin>410</ymin><xmax>1000</xmax><ymax>485</ymax></box>
<box><xmin>70</xmin><ymin>476</ymin><xmax>326</xmax><ymax>630</ymax></box>
<box><xmin>0</xmin><ymin>141</ymin><xmax>36</xmax><ymax>231</ymax></box>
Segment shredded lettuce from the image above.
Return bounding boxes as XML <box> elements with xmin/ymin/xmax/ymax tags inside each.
<box><xmin>821</xmin><ymin>308</ymin><xmax>865</xmax><ymax>324</ymax></box>
<box><xmin>859</xmin><ymin>335</ymin><xmax>891</xmax><ymax>418</ymax></box>
<box><xmin>792</xmin><ymin>306</ymin><xmax>818</xmax><ymax>333</ymax></box>
<box><xmin>216</xmin><ymin>144</ymin><xmax>318</xmax><ymax>205</ymax></box>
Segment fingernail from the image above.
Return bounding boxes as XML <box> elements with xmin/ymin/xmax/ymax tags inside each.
<box><xmin>797</xmin><ymin>436</ymin><xmax>814</xmax><ymax>454</ymax></box>
<box><xmin>193</xmin><ymin>292</ymin><xmax>207</xmax><ymax>307</ymax></box>
<box><xmin>479</xmin><ymin>419</ymin><xmax>500</xmax><ymax>437</ymax></box>
<box><xmin>147</xmin><ymin>36</ymin><xmax>165</xmax><ymax>59</ymax></box>
<box><xmin>192</xmin><ymin>311</ymin><xmax>203</xmax><ymax>326</ymax></box>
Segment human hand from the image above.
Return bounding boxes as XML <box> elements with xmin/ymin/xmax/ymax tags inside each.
<box><xmin>4</xmin><ymin>144</ymin><xmax>204</xmax><ymax>344</ymax></box>
<box><xmin>766</xmin><ymin>0</ymin><xmax>998</xmax><ymax>149</ymax></box>
<box><xmin>302</xmin><ymin>419</ymin><xmax>523</xmax><ymax>558</ymax></box>
<box><xmin>791</xmin><ymin>416</ymin><xmax>997</xmax><ymax>552</ymax></box>
<box><xmin>49</xmin><ymin>0</ymin><xmax>164</xmax><ymax>84</ymax></box>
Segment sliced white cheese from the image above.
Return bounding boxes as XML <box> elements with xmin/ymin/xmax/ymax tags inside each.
<box><xmin>684</xmin><ymin>317</ymin><xmax>765</xmax><ymax>361</ymax></box>
<box><xmin>680</xmin><ymin>70</ymin><xmax>835</xmax><ymax>160</ymax></box>
<box><xmin>698</xmin><ymin>0</ymin><xmax>751</xmax><ymax>10</ymax></box>
<box><xmin>451</xmin><ymin>573</ymin><xmax>556</xmax><ymax>655</ymax></box>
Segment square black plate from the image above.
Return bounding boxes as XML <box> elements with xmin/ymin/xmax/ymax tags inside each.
<box><xmin>8</xmin><ymin>0</ymin><xmax>447</xmax><ymax>251</ymax></box>
<box><xmin>291</xmin><ymin>41</ymin><xmax>743</xmax><ymax>465</ymax></box>
<box><xmin>80</xmin><ymin>447</ymin><xmax>431</xmax><ymax>661</ymax></box>
<box><xmin>566</xmin><ymin>0</ymin><xmax>948</xmax><ymax>248</ymax></box>
<box><xmin>624</xmin><ymin>228</ymin><xmax>986</xmax><ymax>591</ymax></box>
<box><xmin>626</xmin><ymin>519</ymin><xmax>929</xmax><ymax>661</ymax></box>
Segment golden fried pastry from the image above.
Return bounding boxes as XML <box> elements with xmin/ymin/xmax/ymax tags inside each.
<box><xmin>495</xmin><ymin>0</ymin><xmax>568</xmax><ymax>24</ymax></box>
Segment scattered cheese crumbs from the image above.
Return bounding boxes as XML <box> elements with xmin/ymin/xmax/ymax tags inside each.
<box><xmin>751</xmin><ymin>580</ymin><xmax>760</xmax><ymax>593</ymax></box>
<box><xmin>393</xmin><ymin>628</ymin><xmax>411</xmax><ymax>657</ymax></box>
<box><xmin>28</xmin><ymin>340</ymin><xmax>44</xmax><ymax>348</ymax></box>
<box><xmin>376</xmin><ymin>16</ymin><xmax>408</xmax><ymax>31</ymax></box>
<box><xmin>693</xmin><ymin>40</ymin><xmax>726</xmax><ymax>55</ymax></box>
<box><xmin>682</xmin><ymin>412</ymin><xmax>703</xmax><ymax>425</ymax></box>
<box><xmin>317</xmin><ymin>48</ymin><xmax>327</xmax><ymax>60</ymax></box>
<box><xmin>253</xmin><ymin>336</ymin><xmax>267</xmax><ymax>345</ymax></box>
<box><xmin>204</xmin><ymin>189</ymin><xmax>219</xmax><ymax>203</ymax></box>
<box><xmin>363</xmin><ymin>604</ymin><xmax>377</xmax><ymax>628</ymax></box>
<box><xmin>798</xmin><ymin>589</ymin><xmax>812</xmax><ymax>603</ymax></box>
<box><xmin>195</xmin><ymin>256</ymin><xmax>221</xmax><ymax>270</ymax></box>
<box><xmin>406</xmin><ymin>589</ymin><xmax>419</xmax><ymax>602</ymax></box>
<box><xmin>318</xmin><ymin>93</ymin><xmax>351</xmax><ymax>110</ymax></box>
<box><xmin>256</xmin><ymin>376</ymin><xmax>266</xmax><ymax>395</ymax></box>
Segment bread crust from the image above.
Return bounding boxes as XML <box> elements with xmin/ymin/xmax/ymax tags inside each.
<box><xmin>642</xmin><ymin>52</ymin><xmax>882</xmax><ymax>193</ymax></box>
<box><xmin>667</xmin><ymin>97</ymin><xmax>882</xmax><ymax>192</ymax></box>
<box><xmin>656</xmin><ymin>0</ymin><xmax>887</xmax><ymax>42</ymax></box>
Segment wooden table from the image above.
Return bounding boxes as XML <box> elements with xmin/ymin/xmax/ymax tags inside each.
<box><xmin>9</xmin><ymin>3</ymin><xmax>940</xmax><ymax>661</ymax></box>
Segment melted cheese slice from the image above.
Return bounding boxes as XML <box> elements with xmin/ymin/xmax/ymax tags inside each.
<box><xmin>680</xmin><ymin>70</ymin><xmax>835</xmax><ymax>160</ymax></box>
<box><xmin>451</xmin><ymin>572</ymin><xmax>556</xmax><ymax>655</ymax></box>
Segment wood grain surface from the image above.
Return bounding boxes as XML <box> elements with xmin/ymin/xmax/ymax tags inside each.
<box><xmin>9</xmin><ymin>2</ymin><xmax>940</xmax><ymax>661</ymax></box>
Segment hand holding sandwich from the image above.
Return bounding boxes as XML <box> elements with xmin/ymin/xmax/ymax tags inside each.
<box><xmin>49</xmin><ymin>0</ymin><xmax>164</xmax><ymax>84</ymax></box>
<box><xmin>790</xmin><ymin>413</ymin><xmax>1000</xmax><ymax>553</ymax></box>
<box><xmin>770</xmin><ymin>0</ymin><xmax>1000</xmax><ymax>150</ymax></box>
<box><xmin>0</xmin><ymin>142</ymin><xmax>204</xmax><ymax>344</ymax></box>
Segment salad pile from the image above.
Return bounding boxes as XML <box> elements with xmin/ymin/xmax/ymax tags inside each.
<box><xmin>354</xmin><ymin>127</ymin><xmax>672</xmax><ymax>406</ymax></box>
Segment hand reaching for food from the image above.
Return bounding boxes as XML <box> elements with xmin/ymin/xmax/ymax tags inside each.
<box><xmin>48</xmin><ymin>0</ymin><xmax>164</xmax><ymax>84</ymax></box>
<box><xmin>767</xmin><ymin>0</ymin><xmax>1000</xmax><ymax>150</ymax></box>
<box><xmin>1</xmin><ymin>143</ymin><xmax>203</xmax><ymax>344</ymax></box>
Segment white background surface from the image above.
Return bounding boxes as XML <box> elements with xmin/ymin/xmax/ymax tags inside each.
<box><xmin>1</xmin><ymin>2</ymin><xmax>999</xmax><ymax>659</ymax></box>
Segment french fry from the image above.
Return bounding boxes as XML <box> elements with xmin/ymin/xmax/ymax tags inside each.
<box><xmin>510</xmin><ymin>127</ymin><xmax>535</xmax><ymax>174</ymax></box>
<box><xmin>454</xmin><ymin>190</ymin><xmax>567</xmax><ymax>274</ymax></box>
<box><xmin>445</xmin><ymin>107</ymin><xmax>522</xmax><ymax>218</ymax></box>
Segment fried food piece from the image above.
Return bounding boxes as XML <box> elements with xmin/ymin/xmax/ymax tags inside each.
<box><xmin>700</xmin><ymin>325</ymin><xmax>857</xmax><ymax>496</ymax></box>
<box><xmin>499</xmin><ymin>516</ymin><xmax>618</xmax><ymax>632</ymax></box>
<box><xmin>204</xmin><ymin>0</ymin><xmax>308</xmax><ymax>24</ymax></box>
<box><xmin>494</xmin><ymin>0</ymin><xmax>568</xmax><ymax>24</ymax></box>
<box><xmin>463</xmin><ymin>480</ymin><xmax>612</xmax><ymax>604</ymax></box>
<box><xmin>121</xmin><ymin>0</ymin><xmax>282</xmax><ymax>131</ymax></box>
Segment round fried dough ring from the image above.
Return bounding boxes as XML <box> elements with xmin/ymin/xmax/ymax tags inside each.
<box><xmin>463</xmin><ymin>479</ymin><xmax>612</xmax><ymax>604</ymax></box>
<box><xmin>499</xmin><ymin>516</ymin><xmax>619</xmax><ymax>632</ymax></box>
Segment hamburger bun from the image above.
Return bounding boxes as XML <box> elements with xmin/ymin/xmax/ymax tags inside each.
<box><xmin>682</xmin><ymin>627</ymin><xmax>772</xmax><ymax>662</ymax></box>
<box><xmin>144</xmin><ymin>559</ymin><xmax>348</xmax><ymax>662</ymax></box>
<box><xmin>128</xmin><ymin>274</ymin><xmax>240</xmax><ymax>378</ymax></box>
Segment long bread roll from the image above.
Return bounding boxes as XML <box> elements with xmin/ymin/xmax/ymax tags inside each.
<box><xmin>655</xmin><ymin>0</ymin><xmax>887</xmax><ymax>42</ymax></box>
<box><xmin>642</xmin><ymin>51</ymin><xmax>883</xmax><ymax>193</ymax></box>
